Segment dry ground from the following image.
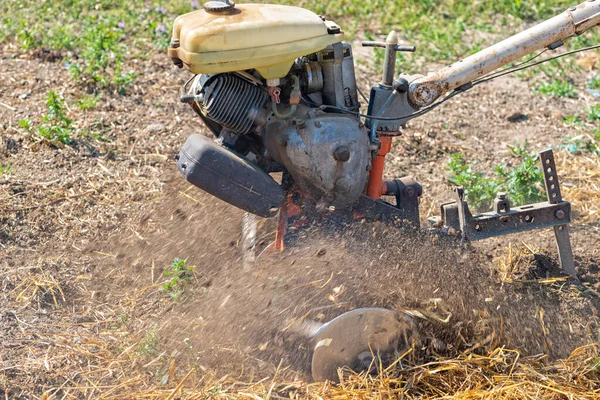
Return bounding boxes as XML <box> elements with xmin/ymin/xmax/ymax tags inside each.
<box><xmin>1</xmin><ymin>27</ymin><xmax>600</xmax><ymax>400</ymax></box>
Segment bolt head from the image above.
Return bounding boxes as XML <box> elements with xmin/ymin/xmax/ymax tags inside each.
<box><xmin>333</xmin><ymin>145</ymin><xmax>351</xmax><ymax>162</ymax></box>
<box><xmin>555</xmin><ymin>209</ymin><xmax>565</xmax><ymax>219</ymax></box>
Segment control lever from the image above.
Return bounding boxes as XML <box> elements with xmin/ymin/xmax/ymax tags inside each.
<box><xmin>362</xmin><ymin>41</ymin><xmax>416</xmax><ymax>52</ymax></box>
<box><xmin>362</xmin><ymin>32</ymin><xmax>416</xmax><ymax>86</ymax></box>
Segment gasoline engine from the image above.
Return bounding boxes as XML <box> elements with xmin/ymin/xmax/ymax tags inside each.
<box><xmin>168</xmin><ymin>0</ymin><xmax>600</xmax><ymax>382</ymax></box>
<box><xmin>176</xmin><ymin>41</ymin><xmax>370</xmax><ymax>217</ymax></box>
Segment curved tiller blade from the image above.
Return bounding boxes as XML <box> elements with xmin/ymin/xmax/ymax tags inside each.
<box><xmin>311</xmin><ymin>308</ymin><xmax>414</xmax><ymax>382</ymax></box>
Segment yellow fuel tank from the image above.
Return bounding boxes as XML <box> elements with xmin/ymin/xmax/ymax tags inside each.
<box><xmin>168</xmin><ymin>3</ymin><xmax>344</xmax><ymax>79</ymax></box>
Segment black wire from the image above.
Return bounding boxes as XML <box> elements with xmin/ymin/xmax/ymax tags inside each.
<box><xmin>321</xmin><ymin>88</ymin><xmax>463</xmax><ymax>121</ymax></box>
<box><xmin>473</xmin><ymin>48</ymin><xmax>549</xmax><ymax>83</ymax></box>
<box><xmin>472</xmin><ymin>44</ymin><xmax>600</xmax><ymax>86</ymax></box>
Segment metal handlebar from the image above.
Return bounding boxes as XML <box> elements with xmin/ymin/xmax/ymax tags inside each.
<box><xmin>409</xmin><ymin>0</ymin><xmax>600</xmax><ymax>108</ymax></box>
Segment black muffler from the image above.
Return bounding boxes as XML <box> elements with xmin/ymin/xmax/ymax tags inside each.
<box><xmin>176</xmin><ymin>134</ymin><xmax>284</xmax><ymax>218</ymax></box>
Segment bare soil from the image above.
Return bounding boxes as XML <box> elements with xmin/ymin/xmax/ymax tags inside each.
<box><xmin>1</xmin><ymin>41</ymin><xmax>599</xmax><ymax>398</ymax></box>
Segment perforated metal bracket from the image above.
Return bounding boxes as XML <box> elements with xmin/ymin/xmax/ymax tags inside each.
<box><xmin>540</xmin><ymin>149</ymin><xmax>576</xmax><ymax>277</ymax></box>
<box><xmin>441</xmin><ymin>149</ymin><xmax>576</xmax><ymax>277</ymax></box>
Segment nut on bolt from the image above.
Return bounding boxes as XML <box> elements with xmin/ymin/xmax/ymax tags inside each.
<box><xmin>555</xmin><ymin>209</ymin><xmax>565</xmax><ymax>219</ymax></box>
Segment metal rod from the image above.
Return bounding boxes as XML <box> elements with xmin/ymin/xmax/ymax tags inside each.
<box><xmin>382</xmin><ymin>31</ymin><xmax>398</xmax><ymax>86</ymax></box>
<box><xmin>409</xmin><ymin>1</ymin><xmax>600</xmax><ymax>107</ymax></box>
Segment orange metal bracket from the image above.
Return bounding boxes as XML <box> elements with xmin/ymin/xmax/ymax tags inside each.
<box><xmin>366</xmin><ymin>136</ymin><xmax>392</xmax><ymax>200</ymax></box>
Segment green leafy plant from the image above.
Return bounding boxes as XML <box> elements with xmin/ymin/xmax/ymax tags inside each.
<box><xmin>563</xmin><ymin>115</ymin><xmax>584</xmax><ymax>126</ymax></box>
<box><xmin>535</xmin><ymin>80</ymin><xmax>578</xmax><ymax>98</ymax></box>
<box><xmin>588</xmin><ymin>104</ymin><xmax>600</xmax><ymax>121</ymax></box>
<box><xmin>447</xmin><ymin>153</ymin><xmax>500</xmax><ymax>212</ymax></box>
<box><xmin>19</xmin><ymin>91</ymin><xmax>74</xmax><ymax>145</ymax></box>
<box><xmin>559</xmin><ymin>135</ymin><xmax>600</xmax><ymax>155</ymax></box>
<box><xmin>160</xmin><ymin>258</ymin><xmax>196</xmax><ymax>301</ymax></box>
<box><xmin>589</xmin><ymin>75</ymin><xmax>600</xmax><ymax>90</ymax></box>
<box><xmin>448</xmin><ymin>143</ymin><xmax>545</xmax><ymax>212</ymax></box>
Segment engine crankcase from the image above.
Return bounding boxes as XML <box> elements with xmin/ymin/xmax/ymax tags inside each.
<box><xmin>264</xmin><ymin>113</ymin><xmax>370</xmax><ymax>208</ymax></box>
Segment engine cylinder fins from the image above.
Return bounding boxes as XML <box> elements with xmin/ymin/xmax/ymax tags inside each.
<box><xmin>177</xmin><ymin>134</ymin><xmax>284</xmax><ymax>218</ymax></box>
<box><xmin>311</xmin><ymin>308</ymin><xmax>415</xmax><ymax>382</ymax></box>
<box><xmin>201</xmin><ymin>74</ymin><xmax>269</xmax><ymax>135</ymax></box>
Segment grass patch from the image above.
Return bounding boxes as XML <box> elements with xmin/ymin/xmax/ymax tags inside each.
<box><xmin>535</xmin><ymin>80</ymin><xmax>578</xmax><ymax>98</ymax></box>
<box><xmin>2</xmin><ymin>0</ymin><xmax>598</xmax><ymax>81</ymax></box>
<box><xmin>0</xmin><ymin>1</ymin><xmax>196</xmax><ymax>94</ymax></box>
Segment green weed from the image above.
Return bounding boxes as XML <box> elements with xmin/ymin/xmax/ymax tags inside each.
<box><xmin>589</xmin><ymin>75</ymin><xmax>600</xmax><ymax>90</ymax></box>
<box><xmin>535</xmin><ymin>80</ymin><xmax>578</xmax><ymax>98</ymax></box>
<box><xmin>447</xmin><ymin>152</ymin><xmax>499</xmax><ymax>212</ymax></box>
<box><xmin>19</xmin><ymin>91</ymin><xmax>74</xmax><ymax>145</ymax></box>
<box><xmin>560</xmin><ymin>135</ymin><xmax>600</xmax><ymax>155</ymax></box>
<box><xmin>76</xmin><ymin>94</ymin><xmax>101</xmax><ymax>111</ymax></box>
<box><xmin>448</xmin><ymin>143</ymin><xmax>545</xmax><ymax>212</ymax></box>
<box><xmin>0</xmin><ymin>163</ymin><xmax>13</xmax><ymax>174</ymax></box>
<box><xmin>588</xmin><ymin>104</ymin><xmax>600</xmax><ymax>121</ymax></box>
<box><xmin>138</xmin><ymin>326</ymin><xmax>160</xmax><ymax>356</ymax></box>
<box><xmin>563</xmin><ymin>115</ymin><xmax>584</xmax><ymax>126</ymax></box>
<box><xmin>160</xmin><ymin>258</ymin><xmax>196</xmax><ymax>301</ymax></box>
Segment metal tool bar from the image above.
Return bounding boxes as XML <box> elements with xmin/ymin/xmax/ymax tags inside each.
<box><xmin>540</xmin><ymin>149</ymin><xmax>577</xmax><ymax>277</ymax></box>
<box><xmin>446</xmin><ymin>202</ymin><xmax>572</xmax><ymax>240</ymax></box>
<box><xmin>440</xmin><ymin>149</ymin><xmax>576</xmax><ymax>277</ymax></box>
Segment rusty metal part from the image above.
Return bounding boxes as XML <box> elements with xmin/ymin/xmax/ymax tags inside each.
<box><xmin>442</xmin><ymin>197</ymin><xmax>571</xmax><ymax>240</ymax></box>
<box><xmin>311</xmin><ymin>308</ymin><xmax>414</xmax><ymax>382</ymax></box>
<box><xmin>264</xmin><ymin>112</ymin><xmax>370</xmax><ymax>209</ymax></box>
<box><xmin>289</xmin><ymin>88</ymin><xmax>302</xmax><ymax>105</ymax></box>
<box><xmin>409</xmin><ymin>0</ymin><xmax>600</xmax><ymax>107</ymax></box>
<box><xmin>355</xmin><ymin>192</ymin><xmax>421</xmax><ymax>228</ymax></box>
<box><xmin>540</xmin><ymin>149</ymin><xmax>577</xmax><ymax>277</ymax></box>
<box><xmin>383</xmin><ymin>177</ymin><xmax>422</xmax><ymax>228</ymax></box>
<box><xmin>441</xmin><ymin>149</ymin><xmax>576</xmax><ymax>276</ymax></box>
<box><xmin>268</xmin><ymin>86</ymin><xmax>281</xmax><ymax>104</ymax></box>
<box><xmin>494</xmin><ymin>192</ymin><xmax>511</xmax><ymax>213</ymax></box>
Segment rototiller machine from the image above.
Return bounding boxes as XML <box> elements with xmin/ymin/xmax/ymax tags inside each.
<box><xmin>168</xmin><ymin>0</ymin><xmax>600</xmax><ymax>381</ymax></box>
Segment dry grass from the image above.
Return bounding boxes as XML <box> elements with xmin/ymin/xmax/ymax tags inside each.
<box><xmin>557</xmin><ymin>150</ymin><xmax>600</xmax><ymax>223</ymax></box>
<box><xmin>34</xmin><ymin>342</ymin><xmax>600</xmax><ymax>399</ymax></box>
